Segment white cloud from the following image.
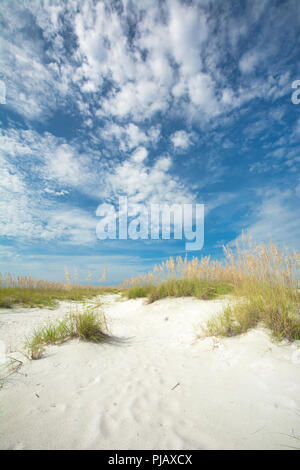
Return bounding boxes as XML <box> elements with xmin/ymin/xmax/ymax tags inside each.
<box><xmin>0</xmin><ymin>128</ymin><xmax>102</xmax><ymax>194</ymax></box>
<box><xmin>0</xmin><ymin>0</ymin><xmax>299</xmax><ymax>256</ymax></box>
<box><xmin>131</xmin><ymin>147</ymin><xmax>148</xmax><ymax>164</ymax></box>
<box><xmin>44</xmin><ymin>144</ymin><xmax>95</xmax><ymax>188</ymax></box>
<box><xmin>105</xmin><ymin>149</ymin><xmax>193</xmax><ymax>206</ymax></box>
<box><xmin>0</xmin><ymin>128</ymin><xmax>100</xmax><ymax>244</ymax></box>
<box><xmin>44</xmin><ymin>188</ymin><xmax>69</xmax><ymax>196</ymax></box>
<box><xmin>0</xmin><ymin>154</ymin><xmax>44</xmax><ymax>240</ymax></box>
<box><xmin>0</xmin><ymin>0</ymin><xmax>294</xmax><ymax>125</ymax></box>
<box><xmin>239</xmin><ymin>51</ymin><xmax>263</xmax><ymax>74</ymax></box>
<box><xmin>43</xmin><ymin>208</ymin><xmax>97</xmax><ymax>244</ymax></box>
<box><xmin>0</xmin><ymin>125</ymin><xmax>194</xmax><ymax>244</ymax></box>
<box><xmin>99</xmin><ymin>122</ymin><xmax>161</xmax><ymax>152</ymax></box>
<box><xmin>236</xmin><ymin>189</ymin><xmax>300</xmax><ymax>250</ymax></box>
<box><xmin>0</xmin><ymin>154</ymin><xmax>97</xmax><ymax>245</ymax></box>
<box><xmin>170</xmin><ymin>130</ymin><xmax>193</xmax><ymax>150</ymax></box>
<box><xmin>168</xmin><ymin>1</ymin><xmax>207</xmax><ymax>76</ymax></box>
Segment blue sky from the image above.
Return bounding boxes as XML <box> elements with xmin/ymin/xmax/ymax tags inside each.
<box><xmin>0</xmin><ymin>0</ymin><xmax>299</xmax><ymax>285</ymax></box>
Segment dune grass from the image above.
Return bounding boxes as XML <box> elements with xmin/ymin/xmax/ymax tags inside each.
<box><xmin>126</xmin><ymin>279</ymin><xmax>233</xmax><ymax>302</ymax></box>
<box><xmin>0</xmin><ymin>286</ymin><xmax>120</xmax><ymax>309</ymax></box>
<box><xmin>0</xmin><ymin>268</ymin><xmax>121</xmax><ymax>309</ymax></box>
<box><xmin>202</xmin><ymin>240</ymin><xmax>300</xmax><ymax>341</ymax></box>
<box><xmin>147</xmin><ymin>279</ymin><xmax>233</xmax><ymax>302</ymax></box>
<box><xmin>25</xmin><ymin>306</ymin><xmax>109</xmax><ymax>360</ymax></box>
<box><xmin>123</xmin><ymin>236</ymin><xmax>300</xmax><ymax>341</ymax></box>
<box><xmin>204</xmin><ymin>281</ymin><xmax>300</xmax><ymax>341</ymax></box>
<box><xmin>126</xmin><ymin>285</ymin><xmax>156</xmax><ymax>299</ymax></box>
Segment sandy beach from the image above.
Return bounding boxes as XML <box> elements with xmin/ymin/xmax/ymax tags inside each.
<box><xmin>1</xmin><ymin>294</ymin><xmax>300</xmax><ymax>450</ymax></box>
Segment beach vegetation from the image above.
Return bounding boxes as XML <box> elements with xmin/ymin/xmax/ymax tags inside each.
<box><xmin>25</xmin><ymin>306</ymin><xmax>109</xmax><ymax>360</ymax></box>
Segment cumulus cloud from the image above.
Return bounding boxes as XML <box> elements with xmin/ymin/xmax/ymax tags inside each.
<box><xmin>105</xmin><ymin>148</ymin><xmax>193</xmax><ymax>207</ymax></box>
<box><xmin>1</xmin><ymin>0</ymin><xmax>294</xmax><ymax>125</ymax></box>
<box><xmin>170</xmin><ymin>130</ymin><xmax>193</xmax><ymax>150</ymax></box>
<box><xmin>0</xmin><ymin>154</ymin><xmax>37</xmax><ymax>239</ymax></box>
<box><xmin>0</xmin><ymin>128</ymin><xmax>100</xmax><ymax>244</ymax></box>
<box><xmin>0</xmin><ymin>128</ymin><xmax>102</xmax><ymax>194</ymax></box>
<box><xmin>43</xmin><ymin>208</ymin><xmax>97</xmax><ymax>244</ymax></box>
<box><xmin>1</xmin><ymin>0</ymin><xmax>299</xmax><ymax>255</ymax></box>
<box><xmin>99</xmin><ymin>123</ymin><xmax>161</xmax><ymax>152</ymax></box>
<box><xmin>0</xmin><ymin>153</ymin><xmax>97</xmax><ymax>244</ymax></box>
<box><xmin>0</xmin><ymin>125</ymin><xmax>194</xmax><ymax>244</ymax></box>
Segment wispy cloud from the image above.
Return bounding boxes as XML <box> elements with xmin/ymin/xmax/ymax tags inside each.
<box><xmin>0</xmin><ymin>0</ymin><xmax>299</xmax><ymax>279</ymax></box>
<box><xmin>1</xmin><ymin>0</ymin><xmax>296</xmax><ymax>125</ymax></box>
<box><xmin>235</xmin><ymin>188</ymin><xmax>300</xmax><ymax>250</ymax></box>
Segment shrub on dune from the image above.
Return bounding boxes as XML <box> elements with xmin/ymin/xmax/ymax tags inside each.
<box><xmin>123</xmin><ymin>235</ymin><xmax>300</xmax><ymax>341</ymax></box>
<box><xmin>25</xmin><ymin>306</ymin><xmax>109</xmax><ymax>360</ymax></box>
<box><xmin>147</xmin><ymin>279</ymin><xmax>233</xmax><ymax>303</ymax></box>
<box><xmin>203</xmin><ymin>239</ymin><xmax>300</xmax><ymax>341</ymax></box>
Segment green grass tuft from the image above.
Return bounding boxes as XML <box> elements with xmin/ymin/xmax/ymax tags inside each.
<box><xmin>0</xmin><ymin>286</ymin><xmax>121</xmax><ymax>309</ymax></box>
<box><xmin>125</xmin><ymin>279</ymin><xmax>233</xmax><ymax>302</ymax></box>
<box><xmin>124</xmin><ymin>237</ymin><xmax>300</xmax><ymax>342</ymax></box>
<box><xmin>126</xmin><ymin>285</ymin><xmax>156</xmax><ymax>299</ymax></box>
<box><xmin>25</xmin><ymin>307</ymin><xmax>109</xmax><ymax>360</ymax></box>
<box><xmin>203</xmin><ymin>282</ymin><xmax>300</xmax><ymax>341</ymax></box>
<box><xmin>147</xmin><ymin>279</ymin><xmax>233</xmax><ymax>303</ymax></box>
<box><xmin>68</xmin><ymin>310</ymin><xmax>109</xmax><ymax>342</ymax></box>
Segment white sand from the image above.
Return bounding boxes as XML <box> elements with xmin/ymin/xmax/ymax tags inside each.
<box><xmin>1</xmin><ymin>294</ymin><xmax>300</xmax><ymax>450</ymax></box>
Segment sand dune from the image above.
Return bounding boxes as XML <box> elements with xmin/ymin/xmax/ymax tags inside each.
<box><xmin>1</xmin><ymin>294</ymin><xmax>300</xmax><ymax>450</ymax></box>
